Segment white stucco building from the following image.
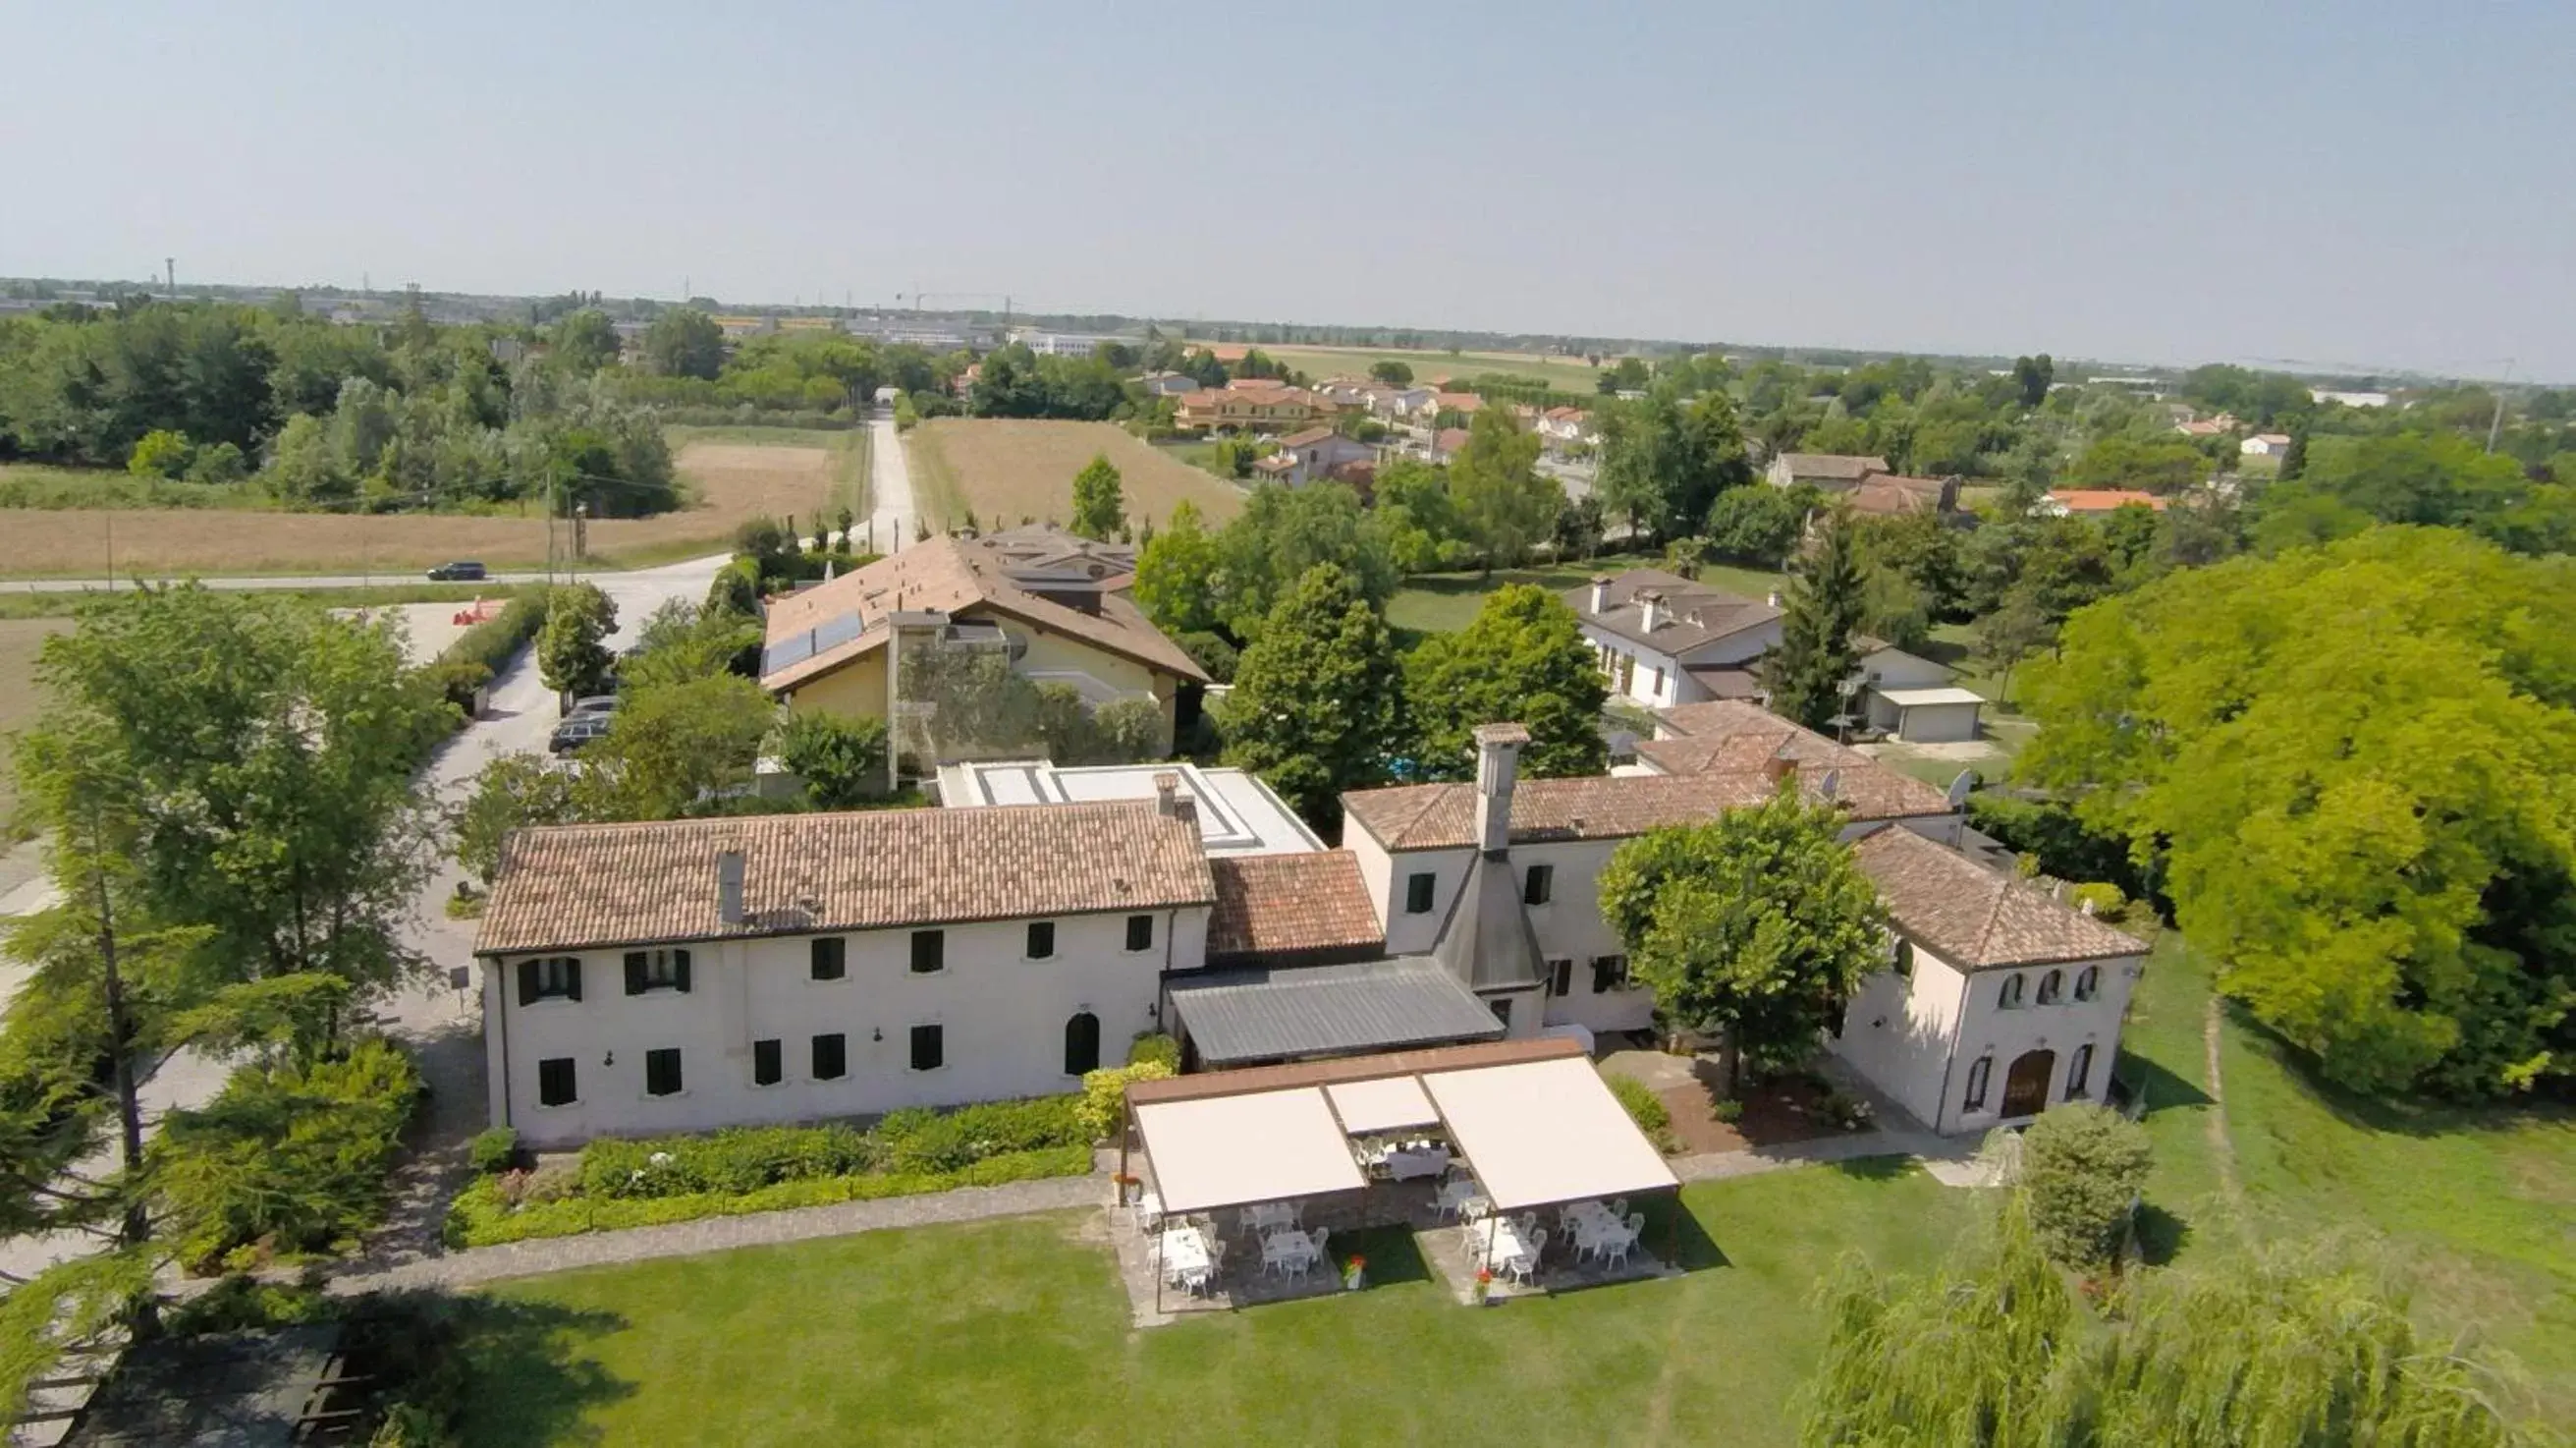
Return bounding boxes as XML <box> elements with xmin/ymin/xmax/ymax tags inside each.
<box><xmin>1565</xmin><ymin>570</ymin><xmax>1783</xmax><ymax>709</ymax></box>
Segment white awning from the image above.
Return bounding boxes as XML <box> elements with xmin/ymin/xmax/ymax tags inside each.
<box><xmin>1134</xmin><ymin>1087</ymin><xmax>1368</xmax><ymax>1214</ymax></box>
<box><xmin>1422</xmin><ymin>1057</ymin><xmax>1679</xmax><ymax>1212</ymax></box>
<box><xmin>1879</xmin><ymin>687</ymin><xmax>1988</xmax><ymax>708</ymax></box>
<box><xmin>1326</xmin><ymin>1076</ymin><xmax>1442</xmax><ymax>1136</ymax></box>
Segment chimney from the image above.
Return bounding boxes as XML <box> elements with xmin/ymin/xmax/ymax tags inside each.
<box><xmin>1638</xmin><ymin>589</ymin><xmax>1665</xmax><ymax>633</ymax></box>
<box><xmin>1152</xmin><ymin>771</ymin><xmax>1180</xmax><ymax>819</ymax></box>
<box><xmin>1588</xmin><ymin>575</ymin><xmax>1611</xmax><ymax>616</ymax></box>
<box><xmin>716</xmin><ymin>850</ymin><xmax>746</xmax><ymax>925</ymax></box>
<box><xmin>1765</xmin><ymin>589</ymin><xmax>1782</xmax><ymax>609</ymax></box>
<box><xmin>1472</xmin><ymin>722</ymin><xmax>1530</xmax><ymax>855</ymax></box>
<box><xmin>1762</xmin><ymin>748</ymin><xmax>1797</xmax><ymax>786</ymax></box>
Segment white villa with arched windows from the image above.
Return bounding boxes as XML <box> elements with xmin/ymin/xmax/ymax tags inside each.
<box><xmin>1828</xmin><ymin>824</ymin><xmax>2145</xmax><ymax>1134</ymax></box>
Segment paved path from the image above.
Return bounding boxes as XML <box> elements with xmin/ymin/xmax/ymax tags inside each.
<box><xmin>332</xmin><ymin>1173</ymin><xmax>1106</xmax><ymax>1292</ymax></box>
<box><xmin>858</xmin><ymin>410</ymin><xmax>917</xmax><ymax>555</ymax></box>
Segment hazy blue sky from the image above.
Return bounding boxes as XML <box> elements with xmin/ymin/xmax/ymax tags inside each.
<box><xmin>7</xmin><ymin>2</ymin><xmax>2570</xmax><ymax>377</ymax></box>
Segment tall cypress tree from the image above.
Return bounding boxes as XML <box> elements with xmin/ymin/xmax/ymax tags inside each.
<box><xmin>1759</xmin><ymin>507</ymin><xmax>1866</xmax><ymax>732</ymax></box>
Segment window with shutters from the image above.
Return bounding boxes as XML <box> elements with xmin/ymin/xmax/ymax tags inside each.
<box><xmin>810</xmin><ymin>937</ymin><xmax>847</xmax><ymax>981</ymax></box>
<box><xmin>910</xmin><ymin>930</ymin><xmax>946</xmax><ymax>975</ymax></box>
<box><xmin>1589</xmin><ymin>955</ymin><xmax>1630</xmax><ymax>993</ymax></box>
<box><xmin>1404</xmin><ymin>872</ymin><xmax>1436</xmax><ymax>915</ymax></box>
<box><xmin>1124</xmin><ymin>915</ymin><xmax>1154</xmax><ymax>952</ymax></box>
<box><xmin>1025</xmin><ymin>921</ymin><xmax>1056</xmax><ymax>960</ymax></box>
<box><xmin>518</xmin><ymin>956</ymin><xmax>582</xmax><ymax>1005</ymax></box>
<box><xmin>1891</xmin><ymin>937</ymin><xmax>1915</xmax><ymax>979</ymax></box>
<box><xmin>1522</xmin><ymin>864</ymin><xmax>1554</xmax><ymax>906</ymax></box>
<box><xmin>752</xmin><ymin>1039</ymin><xmax>783</xmax><ymax>1086</ymax></box>
<box><xmin>1963</xmin><ymin>1054</ymin><xmax>1993</xmax><ymax>1111</ymax></box>
<box><xmin>909</xmin><ymin>1024</ymin><xmax>944</xmax><ymax>1072</ymax></box>
<box><xmin>536</xmin><ymin>1057</ymin><xmax>577</xmax><ymax>1107</ymax></box>
<box><xmin>645</xmin><ymin>1047</ymin><xmax>684</xmax><ymax>1097</ymax></box>
<box><xmin>1063</xmin><ymin>1012</ymin><xmax>1100</xmax><ymax>1076</ymax></box>
<box><xmin>625</xmin><ymin>948</ymin><xmax>690</xmax><ymax>995</ymax></box>
<box><xmin>1547</xmin><ymin>959</ymin><xmax>1572</xmax><ymax>997</ymax></box>
<box><xmin>811</xmin><ymin>1032</ymin><xmax>848</xmax><ymax>1081</ymax></box>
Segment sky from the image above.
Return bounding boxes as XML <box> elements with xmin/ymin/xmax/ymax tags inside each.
<box><xmin>6</xmin><ymin>2</ymin><xmax>2571</xmax><ymax>379</ymax></box>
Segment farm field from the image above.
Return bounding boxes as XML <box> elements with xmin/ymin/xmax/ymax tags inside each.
<box><xmin>0</xmin><ymin>428</ymin><xmax>855</xmax><ymax>578</ymax></box>
<box><xmin>1205</xmin><ymin>343</ymin><xmax>1610</xmax><ymax>394</ymax></box>
<box><xmin>906</xmin><ymin>419</ymin><xmax>1246</xmax><ymax>531</ymax></box>
<box><xmin>0</xmin><ymin>618</ymin><xmax>70</xmax><ymax>827</ymax></box>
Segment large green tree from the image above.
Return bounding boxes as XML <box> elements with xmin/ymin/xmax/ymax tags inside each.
<box><xmin>640</xmin><ymin>307</ymin><xmax>726</xmax><ymax>380</ymax></box>
<box><xmin>1405</xmin><ymin>585</ymin><xmax>1607</xmax><ymax>781</ymax></box>
<box><xmin>1131</xmin><ymin>498</ymin><xmax>1223</xmax><ymax>636</ymax></box>
<box><xmin>1598</xmin><ymin>789</ymin><xmax>1885</xmax><ymax>1090</ymax></box>
<box><xmin>1218</xmin><ymin>564</ymin><xmax>1404</xmax><ymax>828</ymax></box>
<box><xmin>535</xmin><ymin>583</ymin><xmax>618</xmax><ymax>698</ymax></box>
<box><xmin>1759</xmin><ymin>508</ymin><xmax>1868</xmax><ymax>732</ymax></box>
<box><xmin>2017</xmin><ymin>528</ymin><xmax>2576</xmax><ymax>1096</ymax></box>
<box><xmin>1212</xmin><ymin>482</ymin><xmax>1398</xmax><ymax>640</ymax></box>
<box><xmin>576</xmin><ymin>674</ymin><xmax>777</xmax><ymax>821</ymax></box>
<box><xmin>1800</xmin><ymin>1195</ymin><xmax>2537</xmax><ymax>1447</ymax></box>
<box><xmin>16</xmin><ymin>587</ymin><xmax>449</xmax><ymax>991</ymax></box>
<box><xmin>1446</xmin><ymin>411</ymin><xmax>1562</xmax><ymax>568</ymax></box>
<box><xmin>1595</xmin><ymin>389</ymin><xmax>1754</xmax><ymax>541</ymax></box>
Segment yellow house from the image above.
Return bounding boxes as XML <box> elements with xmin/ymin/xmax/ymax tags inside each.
<box><xmin>1173</xmin><ymin>385</ymin><xmax>1324</xmax><ymax>433</ymax></box>
<box><xmin>760</xmin><ymin>534</ymin><xmax>1207</xmax><ymax>761</ymax></box>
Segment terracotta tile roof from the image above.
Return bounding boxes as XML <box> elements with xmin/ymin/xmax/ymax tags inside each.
<box><xmin>1844</xmin><ymin>473</ymin><xmax>1950</xmax><ymax>516</ymax></box>
<box><xmin>1853</xmin><ymin>824</ymin><xmax>2141</xmax><ymax>969</ymax></box>
<box><xmin>1342</xmin><ymin>771</ymin><xmax>1786</xmax><ymax>851</ymax></box>
<box><xmin>476</xmin><ymin>803</ymin><xmax>1216</xmax><ymax>957</ymax></box>
<box><xmin>759</xmin><ymin>534</ymin><xmax>1205</xmax><ymax>692</ymax></box>
<box><xmin>1275</xmin><ymin>424</ymin><xmax>1337</xmax><ymax>448</ymax></box>
<box><xmin>2048</xmin><ymin>489</ymin><xmax>2166</xmax><ymax>513</ymax></box>
<box><xmin>1773</xmin><ymin>453</ymin><xmax>1889</xmax><ymax>481</ymax></box>
<box><xmin>1646</xmin><ymin>699</ymin><xmax>1952</xmax><ymax>817</ymax></box>
<box><xmin>1566</xmin><ymin>569</ymin><xmax>1781</xmax><ymax>654</ymax></box>
<box><xmin>1433</xmin><ymin>427</ymin><xmax>1472</xmax><ymax>455</ymax></box>
<box><xmin>1206</xmin><ymin>853</ymin><xmax>1386</xmax><ymax>964</ymax></box>
<box><xmin>1433</xmin><ymin>391</ymin><xmax>1484</xmax><ymax>412</ymax></box>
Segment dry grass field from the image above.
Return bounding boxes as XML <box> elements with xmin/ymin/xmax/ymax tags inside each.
<box><xmin>0</xmin><ymin>618</ymin><xmax>70</xmax><ymax>826</ymax></box>
<box><xmin>906</xmin><ymin>419</ymin><xmax>1246</xmax><ymax>531</ymax></box>
<box><xmin>0</xmin><ymin>434</ymin><xmax>850</xmax><ymax>578</ymax></box>
<box><xmin>1227</xmin><ymin>343</ymin><xmax>1609</xmax><ymax>394</ymax></box>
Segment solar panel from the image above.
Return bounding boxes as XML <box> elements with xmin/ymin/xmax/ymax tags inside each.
<box><xmin>813</xmin><ymin>610</ymin><xmax>864</xmax><ymax>651</ymax></box>
<box><xmin>762</xmin><ymin>633</ymin><xmax>815</xmax><ymax>674</ymax></box>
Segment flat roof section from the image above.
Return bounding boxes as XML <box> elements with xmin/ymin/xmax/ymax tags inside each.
<box><xmin>1168</xmin><ymin>960</ymin><xmax>1506</xmax><ymax>1068</ymax></box>
<box><xmin>1133</xmin><ymin>1087</ymin><xmax>1368</xmax><ymax>1214</ymax></box>
<box><xmin>936</xmin><ymin>758</ymin><xmax>1322</xmax><ymax>856</ymax></box>
<box><xmin>1325</xmin><ymin>1076</ymin><xmax>1443</xmax><ymax>1135</ymax></box>
<box><xmin>1422</xmin><ymin>1056</ymin><xmax>1679</xmax><ymax>1212</ymax></box>
<box><xmin>1879</xmin><ymin>687</ymin><xmax>1989</xmax><ymax>708</ymax></box>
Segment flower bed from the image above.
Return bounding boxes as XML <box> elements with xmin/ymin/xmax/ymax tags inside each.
<box><xmin>443</xmin><ymin>1094</ymin><xmax>1096</xmax><ymax>1248</ymax></box>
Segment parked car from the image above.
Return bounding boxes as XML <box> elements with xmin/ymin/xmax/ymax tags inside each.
<box><xmin>426</xmin><ymin>560</ymin><xmax>489</xmax><ymax>582</ymax></box>
<box><xmin>548</xmin><ymin>715</ymin><xmax>612</xmax><ymax>755</ymax></box>
<box><xmin>567</xmin><ymin>696</ymin><xmax>620</xmax><ymax>718</ymax></box>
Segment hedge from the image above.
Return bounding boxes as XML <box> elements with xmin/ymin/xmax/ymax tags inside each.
<box><xmin>421</xmin><ymin>588</ymin><xmax>550</xmax><ymax>719</ymax></box>
<box><xmin>574</xmin><ymin>1094</ymin><xmax>1088</xmax><ymax>1201</ymax></box>
<box><xmin>444</xmin><ymin>1144</ymin><xmax>1091</xmax><ymax>1247</ymax></box>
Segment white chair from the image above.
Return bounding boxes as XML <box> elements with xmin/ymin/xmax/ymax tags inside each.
<box><xmin>1509</xmin><ymin>1229</ymin><xmax>1548</xmax><ymax>1286</ymax></box>
<box><xmin>1606</xmin><ymin>1215</ymin><xmax>1644</xmax><ymax>1272</ymax></box>
<box><xmin>1181</xmin><ymin>1264</ymin><xmax>1212</xmax><ymax>1297</ymax></box>
<box><xmin>1609</xmin><ymin>1198</ymin><xmax>1629</xmax><ymax>1222</ymax></box>
<box><xmin>1132</xmin><ymin>1190</ymin><xmax>1164</xmax><ymax>1235</ymax></box>
<box><xmin>1299</xmin><ymin>1228</ymin><xmax>1330</xmax><ymax>1276</ymax></box>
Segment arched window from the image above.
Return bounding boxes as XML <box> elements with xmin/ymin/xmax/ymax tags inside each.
<box><xmin>1998</xmin><ymin>974</ymin><xmax>2026</xmax><ymax>1009</ymax></box>
<box><xmin>1063</xmin><ymin>1012</ymin><xmax>1101</xmax><ymax>1077</ymax></box>
<box><xmin>2074</xmin><ymin>966</ymin><xmax>2101</xmax><ymax>1001</ymax></box>
<box><xmin>2036</xmin><ymin>969</ymin><xmax>2064</xmax><ymax>1006</ymax></box>
<box><xmin>2067</xmin><ymin>1043</ymin><xmax>2095</xmax><ymax>1099</ymax></box>
<box><xmin>1963</xmin><ymin>1054</ymin><xmax>1994</xmax><ymax>1111</ymax></box>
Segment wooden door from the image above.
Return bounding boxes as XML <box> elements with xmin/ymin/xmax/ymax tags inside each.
<box><xmin>2001</xmin><ymin>1049</ymin><xmax>2055</xmax><ymax>1118</ymax></box>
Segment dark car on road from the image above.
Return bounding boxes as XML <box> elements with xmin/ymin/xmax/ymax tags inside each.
<box><xmin>426</xmin><ymin>561</ymin><xmax>489</xmax><ymax>582</ymax></box>
<box><xmin>548</xmin><ymin>715</ymin><xmax>612</xmax><ymax>755</ymax></box>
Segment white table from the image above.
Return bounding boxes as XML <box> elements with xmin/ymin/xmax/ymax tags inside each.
<box><xmin>1243</xmin><ymin>1200</ymin><xmax>1299</xmax><ymax>1234</ymax></box>
<box><xmin>1159</xmin><ymin>1226</ymin><xmax>1210</xmax><ymax>1280</ymax></box>
<box><xmin>1436</xmin><ymin>1178</ymin><xmax>1491</xmax><ymax>1221</ymax></box>
<box><xmin>1383</xmin><ymin>1145</ymin><xmax>1451</xmax><ymax>1181</ymax></box>
<box><xmin>1261</xmin><ymin>1228</ymin><xmax>1319</xmax><ymax>1276</ymax></box>
<box><xmin>1480</xmin><ymin>1218</ymin><xmax>1535</xmax><ymax>1274</ymax></box>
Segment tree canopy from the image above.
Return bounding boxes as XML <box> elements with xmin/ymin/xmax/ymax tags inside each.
<box><xmin>1598</xmin><ymin>789</ymin><xmax>1885</xmax><ymax>1088</ymax></box>
<box><xmin>1218</xmin><ymin>564</ymin><xmax>1404</xmax><ymax>828</ymax></box>
<box><xmin>2017</xmin><ymin>528</ymin><xmax>2576</xmax><ymax>1096</ymax></box>
<box><xmin>1069</xmin><ymin>452</ymin><xmax>1125</xmax><ymax>539</ymax></box>
<box><xmin>1445</xmin><ymin>410</ymin><xmax>1562</xmax><ymax>568</ymax></box>
<box><xmin>1403</xmin><ymin>585</ymin><xmax>1608</xmax><ymax>782</ymax></box>
<box><xmin>1760</xmin><ymin>508</ymin><xmax>1867</xmax><ymax>732</ymax></box>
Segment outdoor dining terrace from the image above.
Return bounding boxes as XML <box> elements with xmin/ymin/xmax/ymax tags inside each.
<box><xmin>1107</xmin><ymin>1038</ymin><xmax>1688</xmax><ymax>1324</ymax></box>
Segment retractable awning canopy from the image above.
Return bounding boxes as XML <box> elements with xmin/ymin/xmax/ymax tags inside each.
<box><xmin>1133</xmin><ymin>1087</ymin><xmax>1368</xmax><ymax>1214</ymax></box>
<box><xmin>1325</xmin><ymin>1076</ymin><xmax>1442</xmax><ymax>1135</ymax></box>
<box><xmin>1421</xmin><ymin>1056</ymin><xmax>1679</xmax><ymax>1212</ymax></box>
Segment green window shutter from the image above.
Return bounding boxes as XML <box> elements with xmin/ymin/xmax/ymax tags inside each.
<box><xmin>674</xmin><ymin>949</ymin><xmax>692</xmax><ymax>993</ymax></box>
<box><xmin>565</xmin><ymin>959</ymin><xmax>581</xmax><ymax>1001</ymax></box>
<box><xmin>518</xmin><ymin>960</ymin><xmax>538</xmax><ymax>1007</ymax></box>
<box><xmin>625</xmin><ymin>952</ymin><xmax>647</xmax><ymax>995</ymax></box>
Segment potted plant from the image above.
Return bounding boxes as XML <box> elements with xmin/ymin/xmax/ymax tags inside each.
<box><xmin>1343</xmin><ymin>1254</ymin><xmax>1366</xmax><ymax>1291</ymax></box>
<box><xmin>1472</xmin><ymin>1266</ymin><xmax>1494</xmax><ymax>1305</ymax></box>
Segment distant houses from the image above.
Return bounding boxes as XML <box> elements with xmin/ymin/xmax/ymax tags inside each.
<box><xmin>2040</xmin><ymin>489</ymin><xmax>2167</xmax><ymax>517</ymax></box>
<box><xmin>1766</xmin><ymin>452</ymin><xmax>1958</xmax><ymax>520</ymax></box>
<box><xmin>1249</xmin><ymin>426</ymin><xmax>1379</xmax><ymax>488</ymax></box>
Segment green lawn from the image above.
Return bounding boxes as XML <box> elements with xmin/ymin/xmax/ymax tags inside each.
<box><xmin>1389</xmin><ymin>555</ymin><xmax>1784</xmax><ymax>637</ymax></box>
<box><xmin>465</xmin><ymin>1165</ymin><xmax>1978</xmax><ymax>1448</ymax></box>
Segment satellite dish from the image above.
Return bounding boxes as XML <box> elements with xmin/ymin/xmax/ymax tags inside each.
<box><xmin>1946</xmin><ymin>768</ymin><xmax>1979</xmax><ymax>808</ymax></box>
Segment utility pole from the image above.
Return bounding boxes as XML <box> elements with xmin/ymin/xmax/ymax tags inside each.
<box><xmin>164</xmin><ymin>257</ymin><xmax>175</xmax><ymax>298</ymax></box>
<box><xmin>2485</xmin><ymin>361</ymin><xmax>2514</xmax><ymax>454</ymax></box>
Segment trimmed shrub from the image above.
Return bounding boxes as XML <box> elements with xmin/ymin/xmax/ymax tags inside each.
<box><xmin>1710</xmin><ymin>1097</ymin><xmax>1745</xmax><ymax>1125</ymax></box>
<box><xmin>1078</xmin><ymin>1059</ymin><xmax>1176</xmax><ymax>1142</ymax></box>
<box><xmin>573</xmin><ymin>1095</ymin><xmax>1085</xmax><ymax>1201</ymax></box>
<box><xmin>2068</xmin><ymin>881</ymin><xmax>2127</xmax><ymax>920</ymax></box>
<box><xmin>2021</xmin><ymin>1103</ymin><xmax>2153</xmax><ymax>1269</ymax></box>
<box><xmin>1607</xmin><ymin>1074</ymin><xmax>1672</xmax><ymax>1148</ymax></box>
<box><xmin>467</xmin><ymin>1126</ymin><xmax>520</xmax><ymax>1175</ymax></box>
<box><xmin>1126</xmin><ymin>1032</ymin><xmax>1180</xmax><ymax>1070</ymax></box>
<box><xmin>425</xmin><ymin>588</ymin><xmax>549</xmax><ymax>719</ymax></box>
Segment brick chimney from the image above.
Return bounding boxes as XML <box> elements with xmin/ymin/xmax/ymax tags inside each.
<box><xmin>1762</xmin><ymin>749</ymin><xmax>1797</xmax><ymax>786</ymax></box>
<box><xmin>1152</xmin><ymin>771</ymin><xmax>1180</xmax><ymax>819</ymax></box>
<box><xmin>1473</xmin><ymin>723</ymin><xmax>1530</xmax><ymax>855</ymax></box>
<box><xmin>1588</xmin><ymin>575</ymin><xmax>1611</xmax><ymax>616</ymax></box>
<box><xmin>1637</xmin><ymin>589</ymin><xmax>1665</xmax><ymax>633</ymax></box>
